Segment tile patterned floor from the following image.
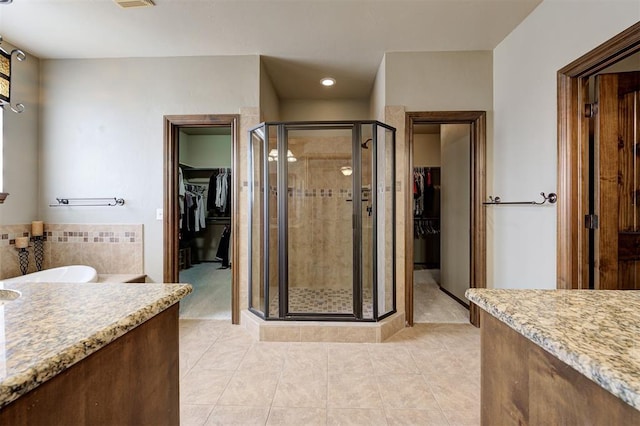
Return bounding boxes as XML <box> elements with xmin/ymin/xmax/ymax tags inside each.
<box><xmin>268</xmin><ymin>288</ymin><xmax>375</xmax><ymax>317</ymax></box>
<box><xmin>179</xmin><ymin>320</ymin><xmax>480</xmax><ymax>425</ymax></box>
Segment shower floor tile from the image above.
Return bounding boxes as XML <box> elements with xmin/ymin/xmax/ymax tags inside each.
<box><xmin>268</xmin><ymin>287</ymin><xmax>374</xmax><ymax>317</ymax></box>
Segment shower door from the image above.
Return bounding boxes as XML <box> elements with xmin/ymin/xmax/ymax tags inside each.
<box><xmin>286</xmin><ymin>125</ymin><xmax>355</xmax><ymax>317</ymax></box>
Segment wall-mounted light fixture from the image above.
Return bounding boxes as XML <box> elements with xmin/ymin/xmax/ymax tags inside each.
<box><xmin>0</xmin><ymin>35</ymin><xmax>26</xmax><ymax>113</ymax></box>
<box><xmin>268</xmin><ymin>149</ymin><xmax>297</xmax><ymax>162</ymax></box>
<box><xmin>340</xmin><ymin>166</ymin><xmax>353</xmax><ymax>176</ymax></box>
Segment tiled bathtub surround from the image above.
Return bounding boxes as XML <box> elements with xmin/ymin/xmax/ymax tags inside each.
<box><xmin>0</xmin><ymin>224</ymin><xmax>143</xmax><ymax>279</ymax></box>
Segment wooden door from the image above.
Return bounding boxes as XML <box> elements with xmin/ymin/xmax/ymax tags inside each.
<box><xmin>595</xmin><ymin>72</ymin><xmax>640</xmax><ymax>289</ymax></box>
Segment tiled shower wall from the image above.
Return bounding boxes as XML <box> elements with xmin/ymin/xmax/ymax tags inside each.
<box><xmin>0</xmin><ymin>224</ymin><xmax>143</xmax><ymax>279</ymax></box>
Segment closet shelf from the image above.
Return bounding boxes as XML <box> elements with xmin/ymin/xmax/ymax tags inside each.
<box><xmin>181</xmin><ymin>167</ymin><xmax>230</xmax><ymax>180</ymax></box>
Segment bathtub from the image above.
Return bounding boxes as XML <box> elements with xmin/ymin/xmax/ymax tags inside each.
<box><xmin>3</xmin><ymin>265</ymin><xmax>98</xmax><ymax>284</ymax></box>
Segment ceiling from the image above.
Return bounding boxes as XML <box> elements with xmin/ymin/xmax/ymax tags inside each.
<box><xmin>0</xmin><ymin>0</ymin><xmax>542</xmax><ymax>100</ymax></box>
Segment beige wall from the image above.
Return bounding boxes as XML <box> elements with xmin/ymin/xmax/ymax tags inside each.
<box><xmin>385</xmin><ymin>51</ymin><xmax>493</xmax><ymax>111</ymax></box>
<box><xmin>280</xmin><ymin>99</ymin><xmax>370</xmax><ymax>121</ymax></box>
<box><xmin>260</xmin><ymin>61</ymin><xmax>280</xmax><ymax>121</ymax></box>
<box><xmin>440</xmin><ymin>124</ymin><xmax>470</xmax><ymax>302</ymax></box>
<box><xmin>382</xmin><ymin>50</ymin><xmax>493</xmax><ymax>316</ymax></box>
<box><xmin>492</xmin><ymin>0</ymin><xmax>639</xmax><ymax>289</ymax></box>
<box><xmin>179</xmin><ymin>134</ymin><xmax>232</xmax><ymax>169</ymax></box>
<box><xmin>38</xmin><ymin>55</ymin><xmax>260</xmax><ymax>283</ymax></box>
<box><xmin>369</xmin><ymin>56</ymin><xmax>386</xmax><ymax>120</ymax></box>
<box><xmin>414</xmin><ymin>134</ymin><xmax>441</xmax><ymax>167</ymax></box>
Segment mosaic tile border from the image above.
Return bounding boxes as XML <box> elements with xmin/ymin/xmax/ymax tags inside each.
<box><xmin>47</xmin><ymin>231</ymin><xmax>139</xmax><ymax>244</ymax></box>
<box><xmin>0</xmin><ymin>232</ymin><xmax>33</xmax><ymax>247</ymax></box>
<box><xmin>268</xmin><ymin>185</ymin><xmax>376</xmax><ymax>199</ymax></box>
<box><xmin>0</xmin><ymin>224</ymin><xmax>143</xmax><ymax>246</ymax></box>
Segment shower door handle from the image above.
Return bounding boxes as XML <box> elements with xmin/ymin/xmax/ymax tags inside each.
<box><xmin>367</xmin><ymin>206</ymin><xmax>373</xmax><ymax>216</ymax></box>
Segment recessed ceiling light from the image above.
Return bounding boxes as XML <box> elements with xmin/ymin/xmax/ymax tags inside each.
<box><xmin>320</xmin><ymin>77</ymin><xmax>336</xmax><ymax>87</ymax></box>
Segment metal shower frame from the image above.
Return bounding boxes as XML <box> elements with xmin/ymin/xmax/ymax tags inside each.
<box><xmin>248</xmin><ymin>120</ymin><xmax>396</xmax><ymax>322</ymax></box>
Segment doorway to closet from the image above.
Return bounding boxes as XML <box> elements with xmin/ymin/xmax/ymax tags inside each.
<box><xmin>164</xmin><ymin>115</ymin><xmax>240</xmax><ymax>324</ymax></box>
<box><xmin>412</xmin><ymin>123</ymin><xmax>471</xmax><ymax>323</ymax></box>
<box><xmin>405</xmin><ymin>111</ymin><xmax>486</xmax><ymax>327</ymax></box>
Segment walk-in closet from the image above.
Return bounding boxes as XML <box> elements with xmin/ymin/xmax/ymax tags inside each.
<box><xmin>177</xmin><ymin>126</ymin><xmax>233</xmax><ymax>319</ymax></box>
<box><xmin>412</xmin><ymin>123</ymin><xmax>470</xmax><ymax>323</ymax></box>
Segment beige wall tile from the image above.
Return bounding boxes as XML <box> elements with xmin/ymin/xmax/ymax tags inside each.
<box><xmin>0</xmin><ymin>224</ymin><xmax>145</xmax><ymax>278</ymax></box>
<box><xmin>260</xmin><ymin>325</ymin><xmax>301</xmax><ymax>342</ymax></box>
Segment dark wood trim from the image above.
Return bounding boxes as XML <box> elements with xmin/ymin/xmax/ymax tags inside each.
<box><xmin>438</xmin><ymin>285</ymin><xmax>470</xmax><ymax>309</ymax></box>
<box><xmin>480</xmin><ymin>310</ymin><xmax>640</xmax><ymax>424</ymax></box>
<box><xmin>0</xmin><ymin>305</ymin><xmax>180</xmax><ymax>425</ymax></box>
<box><xmin>405</xmin><ymin>111</ymin><xmax>487</xmax><ymax>327</ymax></box>
<box><xmin>557</xmin><ymin>22</ymin><xmax>640</xmax><ymax>289</ymax></box>
<box><xmin>163</xmin><ymin>114</ymin><xmax>240</xmax><ymax>324</ymax></box>
<box><xmin>404</xmin><ymin>115</ymin><xmax>414</xmax><ymax>326</ymax></box>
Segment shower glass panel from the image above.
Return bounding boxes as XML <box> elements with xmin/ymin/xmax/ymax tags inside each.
<box><xmin>249</xmin><ymin>121</ymin><xmax>395</xmax><ymax>321</ymax></box>
<box><xmin>287</xmin><ymin>127</ymin><xmax>354</xmax><ymax>315</ymax></box>
<box><xmin>249</xmin><ymin>127</ymin><xmax>264</xmax><ymax>314</ymax></box>
<box><xmin>361</xmin><ymin>124</ymin><xmax>374</xmax><ymax>319</ymax></box>
<box><xmin>267</xmin><ymin>125</ymin><xmax>279</xmax><ymax>318</ymax></box>
<box><xmin>378</xmin><ymin>125</ymin><xmax>395</xmax><ymax>317</ymax></box>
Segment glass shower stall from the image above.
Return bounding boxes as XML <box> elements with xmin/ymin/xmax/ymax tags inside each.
<box><xmin>249</xmin><ymin>121</ymin><xmax>395</xmax><ymax>321</ymax></box>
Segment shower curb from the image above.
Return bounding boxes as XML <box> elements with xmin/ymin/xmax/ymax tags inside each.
<box><xmin>240</xmin><ymin>310</ymin><xmax>405</xmax><ymax>343</ymax></box>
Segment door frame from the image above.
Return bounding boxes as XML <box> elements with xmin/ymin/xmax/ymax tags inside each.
<box><xmin>163</xmin><ymin>114</ymin><xmax>240</xmax><ymax>324</ymax></box>
<box><xmin>405</xmin><ymin>111</ymin><xmax>486</xmax><ymax>327</ymax></box>
<box><xmin>557</xmin><ymin>22</ymin><xmax>640</xmax><ymax>289</ymax></box>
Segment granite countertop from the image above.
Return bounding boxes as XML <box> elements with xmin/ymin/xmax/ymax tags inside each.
<box><xmin>0</xmin><ymin>282</ymin><xmax>192</xmax><ymax>409</ymax></box>
<box><xmin>466</xmin><ymin>288</ymin><xmax>640</xmax><ymax>411</ymax></box>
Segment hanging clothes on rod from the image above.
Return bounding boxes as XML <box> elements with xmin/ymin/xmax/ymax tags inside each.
<box><xmin>207</xmin><ymin>168</ymin><xmax>232</xmax><ymax>216</ymax></box>
<box><xmin>179</xmin><ymin>167</ymin><xmax>186</xmax><ymax>229</ymax></box>
<box><xmin>413</xmin><ymin>167</ymin><xmax>425</xmax><ymax>216</ymax></box>
<box><xmin>178</xmin><ymin>166</ymin><xmax>210</xmax><ymax>235</ymax></box>
<box><xmin>187</xmin><ymin>183</ymin><xmax>208</xmax><ymax>232</ymax></box>
<box><xmin>413</xmin><ymin>218</ymin><xmax>440</xmax><ymax>239</ymax></box>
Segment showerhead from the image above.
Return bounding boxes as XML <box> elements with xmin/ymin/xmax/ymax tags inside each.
<box><xmin>361</xmin><ymin>138</ymin><xmax>372</xmax><ymax>149</ymax></box>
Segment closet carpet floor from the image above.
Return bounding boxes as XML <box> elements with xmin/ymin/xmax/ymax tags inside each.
<box><xmin>179</xmin><ymin>263</ymin><xmax>232</xmax><ymax>320</ymax></box>
<box><xmin>413</xmin><ymin>269</ymin><xmax>470</xmax><ymax>324</ymax></box>
<box><xmin>179</xmin><ymin>319</ymin><xmax>480</xmax><ymax>426</ymax></box>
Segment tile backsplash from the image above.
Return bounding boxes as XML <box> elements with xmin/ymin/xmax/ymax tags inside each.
<box><xmin>0</xmin><ymin>224</ymin><xmax>143</xmax><ymax>279</ymax></box>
